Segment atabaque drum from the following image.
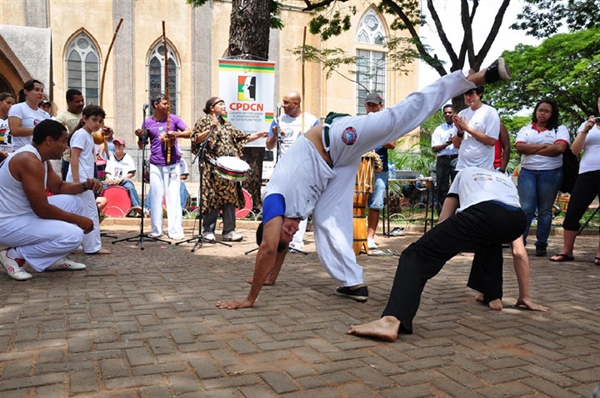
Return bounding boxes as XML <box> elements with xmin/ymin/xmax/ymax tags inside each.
<box><xmin>353</xmin><ymin>155</ymin><xmax>376</xmax><ymax>255</ymax></box>
<box><xmin>210</xmin><ymin>156</ymin><xmax>250</xmax><ymax>181</ymax></box>
<box><xmin>101</xmin><ymin>185</ymin><xmax>132</xmax><ymax>218</ymax></box>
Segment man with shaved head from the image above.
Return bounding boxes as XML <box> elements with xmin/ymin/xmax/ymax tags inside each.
<box><xmin>267</xmin><ymin>91</ymin><xmax>319</xmax><ymax>251</ymax></box>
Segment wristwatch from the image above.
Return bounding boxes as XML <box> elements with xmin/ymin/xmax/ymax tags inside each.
<box><xmin>82</xmin><ymin>182</ymin><xmax>89</xmax><ymax>192</ymax></box>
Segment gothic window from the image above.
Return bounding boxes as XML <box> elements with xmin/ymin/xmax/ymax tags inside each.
<box><xmin>356</xmin><ymin>9</ymin><xmax>386</xmax><ymax>115</ymax></box>
<box><xmin>148</xmin><ymin>42</ymin><xmax>178</xmax><ymax>115</ymax></box>
<box><xmin>66</xmin><ymin>32</ymin><xmax>100</xmax><ymax>105</ymax></box>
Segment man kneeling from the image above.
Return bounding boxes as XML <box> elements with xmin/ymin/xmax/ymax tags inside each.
<box><xmin>0</xmin><ymin>120</ymin><xmax>102</xmax><ymax>280</ymax></box>
<box><xmin>348</xmin><ymin>167</ymin><xmax>544</xmax><ymax>341</ymax></box>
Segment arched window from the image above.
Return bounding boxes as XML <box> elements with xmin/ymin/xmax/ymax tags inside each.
<box><xmin>66</xmin><ymin>32</ymin><xmax>100</xmax><ymax>105</ymax></box>
<box><xmin>356</xmin><ymin>9</ymin><xmax>386</xmax><ymax>115</ymax></box>
<box><xmin>148</xmin><ymin>42</ymin><xmax>178</xmax><ymax>115</ymax></box>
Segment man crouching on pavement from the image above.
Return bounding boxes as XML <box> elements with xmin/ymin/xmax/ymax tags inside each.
<box><xmin>0</xmin><ymin>120</ymin><xmax>102</xmax><ymax>280</ymax></box>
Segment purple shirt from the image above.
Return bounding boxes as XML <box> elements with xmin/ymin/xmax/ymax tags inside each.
<box><xmin>144</xmin><ymin>114</ymin><xmax>187</xmax><ymax>166</ymax></box>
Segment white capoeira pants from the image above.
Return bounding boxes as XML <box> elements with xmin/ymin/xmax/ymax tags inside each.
<box><xmin>312</xmin><ymin>70</ymin><xmax>475</xmax><ymax>287</ymax></box>
<box><xmin>149</xmin><ymin>163</ymin><xmax>184</xmax><ymax>238</ymax></box>
<box><xmin>79</xmin><ymin>190</ymin><xmax>102</xmax><ymax>253</ymax></box>
<box><xmin>0</xmin><ymin>195</ymin><xmax>85</xmax><ymax>272</ymax></box>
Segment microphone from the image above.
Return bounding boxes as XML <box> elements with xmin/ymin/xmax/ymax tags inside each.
<box><xmin>276</xmin><ymin>103</ymin><xmax>281</xmax><ymax>117</ymax></box>
<box><xmin>142</xmin><ymin>103</ymin><xmax>149</xmax><ymax>110</ymax></box>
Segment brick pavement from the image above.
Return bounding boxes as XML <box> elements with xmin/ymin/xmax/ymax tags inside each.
<box><xmin>0</xmin><ymin>219</ymin><xmax>599</xmax><ymax>397</ymax></box>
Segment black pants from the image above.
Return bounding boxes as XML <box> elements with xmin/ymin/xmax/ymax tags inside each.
<box><xmin>435</xmin><ymin>156</ymin><xmax>457</xmax><ymax>214</ymax></box>
<box><xmin>562</xmin><ymin>170</ymin><xmax>600</xmax><ymax>232</ymax></box>
<box><xmin>203</xmin><ymin>204</ymin><xmax>236</xmax><ymax>235</ymax></box>
<box><xmin>382</xmin><ymin>201</ymin><xmax>526</xmax><ymax>334</ymax></box>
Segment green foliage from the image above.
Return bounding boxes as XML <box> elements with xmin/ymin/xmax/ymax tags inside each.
<box><xmin>513</xmin><ymin>0</ymin><xmax>600</xmax><ymax>39</ymax></box>
<box><xmin>486</xmin><ymin>28</ymin><xmax>600</xmax><ymax>128</ymax></box>
<box><xmin>309</xmin><ymin>8</ymin><xmax>356</xmax><ymax>40</ymax></box>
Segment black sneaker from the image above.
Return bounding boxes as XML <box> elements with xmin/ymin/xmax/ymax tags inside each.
<box><xmin>535</xmin><ymin>245</ymin><xmax>547</xmax><ymax>257</ymax></box>
<box><xmin>484</xmin><ymin>58</ymin><xmax>511</xmax><ymax>84</ymax></box>
<box><xmin>335</xmin><ymin>285</ymin><xmax>369</xmax><ymax>302</ymax></box>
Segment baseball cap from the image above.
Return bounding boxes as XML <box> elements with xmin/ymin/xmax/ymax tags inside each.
<box><xmin>39</xmin><ymin>99</ymin><xmax>51</xmax><ymax>106</ymax></box>
<box><xmin>365</xmin><ymin>93</ymin><xmax>383</xmax><ymax>104</ymax></box>
<box><xmin>113</xmin><ymin>137</ymin><xmax>125</xmax><ymax>146</ymax></box>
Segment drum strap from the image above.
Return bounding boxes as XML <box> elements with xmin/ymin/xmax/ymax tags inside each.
<box><xmin>322</xmin><ymin>112</ymin><xmax>350</xmax><ymax>155</ymax></box>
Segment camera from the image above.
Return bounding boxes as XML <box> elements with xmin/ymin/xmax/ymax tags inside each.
<box><xmin>595</xmin><ymin>116</ymin><xmax>600</xmax><ymax>123</ymax></box>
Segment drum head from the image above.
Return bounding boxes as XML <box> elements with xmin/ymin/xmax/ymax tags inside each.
<box><xmin>101</xmin><ymin>186</ymin><xmax>132</xmax><ymax>218</ymax></box>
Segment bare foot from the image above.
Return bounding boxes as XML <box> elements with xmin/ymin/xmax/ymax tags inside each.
<box><xmin>246</xmin><ymin>279</ymin><xmax>275</xmax><ymax>285</ymax></box>
<box><xmin>216</xmin><ymin>298</ymin><xmax>254</xmax><ymax>310</ymax></box>
<box><xmin>71</xmin><ymin>249</ymin><xmax>82</xmax><ymax>254</ymax></box>
<box><xmin>88</xmin><ymin>248</ymin><xmax>111</xmax><ymax>255</ymax></box>
<box><xmin>475</xmin><ymin>294</ymin><xmax>503</xmax><ymax>310</ymax></box>
<box><xmin>347</xmin><ymin>316</ymin><xmax>401</xmax><ymax>342</ymax></box>
<box><xmin>488</xmin><ymin>298</ymin><xmax>503</xmax><ymax>311</ymax></box>
<box><xmin>514</xmin><ymin>297</ymin><xmax>549</xmax><ymax>312</ymax></box>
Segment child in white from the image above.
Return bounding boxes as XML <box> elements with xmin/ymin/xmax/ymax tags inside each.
<box><xmin>67</xmin><ymin>105</ymin><xmax>110</xmax><ymax>254</ymax></box>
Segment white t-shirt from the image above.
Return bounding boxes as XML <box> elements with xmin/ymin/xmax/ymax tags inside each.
<box><xmin>455</xmin><ymin>104</ymin><xmax>500</xmax><ymax>171</ymax></box>
<box><xmin>264</xmin><ymin>135</ymin><xmax>335</xmax><ymax>220</ymax></box>
<box><xmin>269</xmin><ymin>112</ymin><xmax>319</xmax><ymax>154</ymax></box>
<box><xmin>0</xmin><ymin>116</ymin><xmax>11</xmax><ymax>152</ymax></box>
<box><xmin>515</xmin><ymin>124</ymin><xmax>570</xmax><ymax>170</ymax></box>
<box><xmin>66</xmin><ymin>128</ymin><xmax>95</xmax><ymax>182</ymax></box>
<box><xmin>8</xmin><ymin>102</ymin><xmax>50</xmax><ymax>151</ymax></box>
<box><xmin>431</xmin><ymin>122</ymin><xmax>458</xmax><ymax>156</ymax></box>
<box><xmin>576</xmin><ymin>122</ymin><xmax>600</xmax><ymax>174</ymax></box>
<box><xmin>106</xmin><ymin>153</ymin><xmax>136</xmax><ymax>179</ymax></box>
<box><xmin>448</xmin><ymin>166</ymin><xmax>520</xmax><ymax>214</ymax></box>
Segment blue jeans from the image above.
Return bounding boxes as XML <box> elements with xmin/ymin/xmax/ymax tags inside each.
<box><xmin>368</xmin><ymin>172</ymin><xmax>388</xmax><ymax>210</ymax></box>
<box><xmin>517</xmin><ymin>167</ymin><xmax>563</xmax><ymax>248</ymax></box>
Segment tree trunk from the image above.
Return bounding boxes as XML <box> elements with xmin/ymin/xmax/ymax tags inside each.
<box><xmin>228</xmin><ymin>0</ymin><xmax>271</xmax><ymax>211</ymax></box>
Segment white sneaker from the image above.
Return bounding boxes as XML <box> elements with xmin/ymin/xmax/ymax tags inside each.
<box><xmin>0</xmin><ymin>249</ymin><xmax>32</xmax><ymax>280</ymax></box>
<box><xmin>222</xmin><ymin>231</ymin><xmax>243</xmax><ymax>242</ymax></box>
<box><xmin>203</xmin><ymin>232</ymin><xmax>216</xmax><ymax>241</ymax></box>
<box><xmin>46</xmin><ymin>258</ymin><xmax>86</xmax><ymax>271</ymax></box>
<box><xmin>289</xmin><ymin>241</ymin><xmax>304</xmax><ymax>250</ymax></box>
<box><xmin>367</xmin><ymin>238</ymin><xmax>378</xmax><ymax>250</ymax></box>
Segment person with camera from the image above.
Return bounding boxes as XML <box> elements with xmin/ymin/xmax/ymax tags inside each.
<box><xmin>551</xmin><ymin>97</ymin><xmax>600</xmax><ymax>265</ymax></box>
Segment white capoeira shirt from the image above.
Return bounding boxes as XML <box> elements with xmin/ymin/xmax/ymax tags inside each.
<box><xmin>448</xmin><ymin>166</ymin><xmax>520</xmax><ymax>213</ymax></box>
<box><xmin>106</xmin><ymin>153</ymin><xmax>136</xmax><ymax>179</ymax></box>
<box><xmin>576</xmin><ymin>122</ymin><xmax>600</xmax><ymax>174</ymax></box>
<box><xmin>515</xmin><ymin>124</ymin><xmax>570</xmax><ymax>171</ymax></box>
<box><xmin>269</xmin><ymin>112</ymin><xmax>319</xmax><ymax>155</ymax></box>
<box><xmin>263</xmin><ymin>136</ymin><xmax>335</xmax><ymax>220</ymax></box>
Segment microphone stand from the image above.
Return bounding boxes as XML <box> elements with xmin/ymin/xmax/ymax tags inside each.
<box><xmin>176</xmin><ymin>123</ymin><xmax>232</xmax><ymax>251</ymax></box>
<box><xmin>112</xmin><ymin>105</ymin><xmax>172</xmax><ymax>250</ymax></box>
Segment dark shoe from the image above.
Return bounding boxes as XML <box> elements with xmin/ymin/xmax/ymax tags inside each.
<box><xmin>335</xmin><ymin>285</ymin><xmax>368</xmax><ymax>302</ymax></box>
<box><xmin>549</xmin><ymin>253</ymin><xmax>574</xmax><ymax>262</ymax></box>
<box><xmin>484</xmin><ymin>58</ymin><xmax>511</xmax><ymax>83</ymax></box>
<box><xmin>535</xmin><ymin>245</ymin><xmax>547</xmax><ymax>257</ymax></box>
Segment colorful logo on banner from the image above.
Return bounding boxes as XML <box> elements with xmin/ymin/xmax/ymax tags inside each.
<box><xmin>238</xmin><ymin>76</ymin><xmax>256</xmax><ymax>101</ymax></box>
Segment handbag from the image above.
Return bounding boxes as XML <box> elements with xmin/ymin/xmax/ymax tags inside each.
<box><xmin>559</xmin><ymin>146</ymin><xmax>579</xmax><ymax>193</ymax></box>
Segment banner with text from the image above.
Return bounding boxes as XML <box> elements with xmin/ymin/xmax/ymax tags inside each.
<box><xmin>218</xmin><ymin>59</ymin><xmax>276</xmax><ymax>147</ymax></box>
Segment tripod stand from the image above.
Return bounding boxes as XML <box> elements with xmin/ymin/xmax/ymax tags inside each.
<box><xmin>176</xmin><ymin>124</ymin><xmax>232</xmax><ymax>252</ymax></box>
<box><xmin>112</xmin><ymin>104</ymin><xmax>171</xmax><ymax>250</ymax></box>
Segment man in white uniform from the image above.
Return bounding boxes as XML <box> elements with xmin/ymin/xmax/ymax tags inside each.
<box><xmin>0</xmin><ymin>120</ymin><xmax>102</xmax><ymax>281</ymax></box>
<box><xmin>215</xmin><ymin>59</ymin><xmax>512</xmax><ymax>310</ymax></box>
<box><xmin>453</xmin><ymin>86</ymin><xmax>500</xmax><ymax>171</ymax></box>
<box><xmin>266</xmin><ymin>91</ymin><xmax>319</xmax><ymax>250</ymax></box>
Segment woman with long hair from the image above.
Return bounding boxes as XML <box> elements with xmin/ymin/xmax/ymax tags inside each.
<box><xmin>515</xmin><ymin>99</ymin><xmax>569</xmax><ymax>256</ymax></box>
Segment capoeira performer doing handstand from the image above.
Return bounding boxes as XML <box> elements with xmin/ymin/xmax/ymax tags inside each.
<box><xmin>0</xmin><ymin>120</ymin><xmax>103</xmax><ymax>281</ymax></box>
<box><xmin>216</xmin><ymin>59</ymin><xmax>512</xmax><ymax>310</ymax></box>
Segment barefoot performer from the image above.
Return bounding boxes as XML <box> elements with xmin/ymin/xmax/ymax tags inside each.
<box><xmin>348</xmin><ymin>166</ymin><xmax>548</xmax><ymax>342</ymax></box>
<box><xmin>216</xmin><ymin>59</ymin><xmax>512</xmax><ymax>310</ymax></box>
